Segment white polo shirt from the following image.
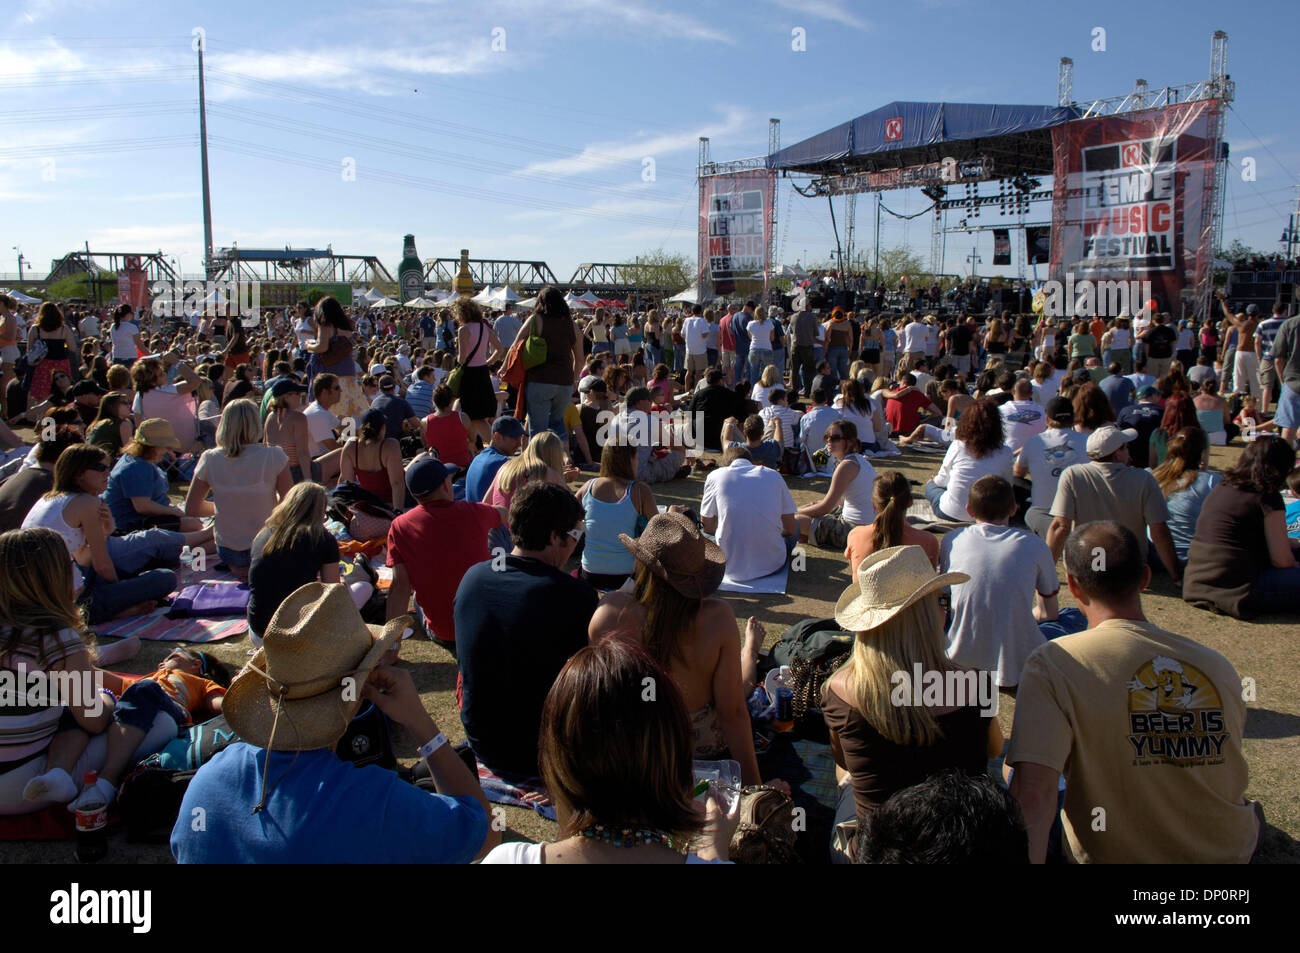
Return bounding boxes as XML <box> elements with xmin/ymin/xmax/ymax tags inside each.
<box><xmin>700</xmin><ymin>458</ymin><xmax>797</xmax><ymax>581</ymax></box>
<box><xmin>682</xmin><ymin>316</ymin><xmax>709</xmax><ymax>356</ymax></box>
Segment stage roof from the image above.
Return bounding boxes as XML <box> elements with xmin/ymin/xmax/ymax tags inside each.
<box><xmin>767</xmin><ymin>101</ymin><xmax>1080</xmax><ymax>177</ymax></box>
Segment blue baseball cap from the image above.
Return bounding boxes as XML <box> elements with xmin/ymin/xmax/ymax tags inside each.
<box><xmin>405</xmin><ymin>454</ymin><xmax>454</xmax><ymax>498</ymax></box>
<box><xmin>492</xmin><ymin>416</ymin><xmax>526</xmax><ymax>438</ymax></box>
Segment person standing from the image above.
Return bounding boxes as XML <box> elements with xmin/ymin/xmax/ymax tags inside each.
<box><xmin>1271</xmin><ymin>303</ymin><xmax>1300</xmax><ymax>445</ymax></box>
<box><xmin>790</xmin><ymin>306</ymin><xmax>818</xmax><ymax>397</ymax></box>
<box><xmin>523</xmin><ymin>286</ymin><xmax>583</xmax><ymax>440</ymax></box>
<box><xmin>682</xmin><ymin>305</ymin><xmax>709</xmax><ymax>392</ymax></box>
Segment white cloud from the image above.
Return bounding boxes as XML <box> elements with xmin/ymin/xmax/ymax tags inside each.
<box><xmin>766</xmin><ymin>0</ymin><xmax>871</xmax><ymax>30</ymax></box>
<box><xmin>522</xmin><ymin>108</ymin><xmax>749</xmax><ymax>176</ymax></box>
<box><xmin>0</xmin><ymin>38</ymin><xmax>88</xmax><ymax>79</ymax></box>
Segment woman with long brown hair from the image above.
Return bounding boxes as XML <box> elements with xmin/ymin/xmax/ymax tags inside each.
<box><xmin>844</xmin><ymin>471</ymin><xmax>939</xmax><ymax>575</ymax></box>
<box><xmin>27</xmin><ymin>302</ymin><xmax>76</xmax><ymax>405</ymax></box>
<box><xmin>1148</xmin><ymin>392</ymin><xmax>1200</xmax><ymax>469</ymax></box>
<box><xmin>588</xmin><ymin>512</ymin><xmax>762</xmax><ymax>785</ymax></box>
<box><xmin>0</xmin><ymin>527</ymin><xmax>115</xmax><ymax>814</ymax></box>
<box><xmin>1071</xmin><ymin>381</ymin><xmax>1114</xmax><ymax>437</ymax></box>
<box><xmin>924</xmin><ymin>397</ymin><xmax>1014</xmax><ymax>523</ymax></box>
<box><xmin>305</xmin><ymin>296</ymin><xmax>367</xmax><ymax>420</ymax></box>
<box><xmin>481</xmin><ymin>637</ymin><xmax>737</xmax><ymax>863</ymax></box>
<box><xmin>453</xmin><ymin>297</ymin><xmax>505</xmax><ymax>449</ymax></box>
<box><xmin>1150</xmin><ymin>427</ymin><xmax>1218</xmax><ymax>572</ymax></box>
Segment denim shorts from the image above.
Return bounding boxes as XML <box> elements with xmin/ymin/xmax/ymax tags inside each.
<box><xmin>116</xmin><ymin>679</ymin><xmax>188</xmax><ymax>734</ymax></box>
<box><xmin>217</xmin><ymin>545</ymin><xmax>252</xmax><ymax>568</ymax></box>
<box><xmin>1274</xmin><ymin>384</ymin><xmax>1300</xmax><ymax>429</ymax></box>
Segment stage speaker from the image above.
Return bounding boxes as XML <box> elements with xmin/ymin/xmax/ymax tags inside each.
<box><xmin>834</xmin><ymin>290</ymin><xmax>854</xmax><ymax>310</ymax></box>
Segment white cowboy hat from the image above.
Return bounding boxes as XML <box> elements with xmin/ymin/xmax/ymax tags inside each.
<box><xmin>834</xmin><ymin>545</ymin><xmax>968</xmax><ymax>633</ymax></box>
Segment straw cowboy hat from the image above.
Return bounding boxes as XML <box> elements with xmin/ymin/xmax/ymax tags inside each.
<box><xmin>223</xmin><ymin>582</ymin><xmax>411</xmax><ymax>753</ymax></box>
<box><xmin>834</xmin><ymin>545</ymin><xmax>968</xmax><ymax>633</ymax></box>
<box><xmin>620</xmin><ymin>511</ymin><xmax>725</xmax><ymax>600</ymax></box>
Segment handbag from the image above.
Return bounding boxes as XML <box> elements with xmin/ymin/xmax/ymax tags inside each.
<box><xmin>521</xmin><ymin>313</ymin><xmax>548</xmax><ymax>369</ymax></box>
<box><xmin>729</xmin><ymin>785</ymin><xmax>800</xmax><ymax>864</ymax></box>
<box><xmin>348</xmin><ymin>500</ymin><xmax>396</xmax><ymax>541</ymax></box>
<box><xmin>446</xmin><ymin>324</ymin><xmax>482</xmax><ymax>397</ymax></box>
<box><xmin>26</xmin><ymin>336</ymin><xmax>47</xmax><ymax>365</ymax></box>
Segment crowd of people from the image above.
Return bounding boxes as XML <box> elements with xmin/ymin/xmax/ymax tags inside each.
<box><xmin>0</xmin><ymin>280</ymin><xmax>1295</xmax><ymax>864</ymax></box>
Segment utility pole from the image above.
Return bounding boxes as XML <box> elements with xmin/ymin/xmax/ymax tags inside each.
<box><xmin>11</xmin><ymin>247</ymin><xmax>22</xmax><ymax>283</ymax></box>
<box><xmin>197</xmin><ymin>38</ymin><xmax>215</xmax><ymax>279</ymax></box>
<box><xmin>874</xmin><ymin>193</ymin><xmax>882</xmax><ymax>288</ymax></box>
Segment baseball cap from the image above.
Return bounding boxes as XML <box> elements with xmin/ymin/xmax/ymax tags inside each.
<box><xmin>369</xmin><ymin>363</ymin><xmax>388</xmax><ymax>376</ymax></box>
<box><xmin>379</xmin><ymin>375</ymin><xmax>396</xmax><ymax>390</ymax></box>
<box><xmin>492</xmin><ymin>416</ymin><xmax>526</xmax><ymax>438</ymax></box>
<box><xmin>1086</xmin><ymin>425</ymin><xmax>1138</xmax><ymax>459</ymax></box>
<box><xmin>1245</xmin><ymin>304</ymin><xmax>1259</xmax><ymax>315</ymax></box>
<box><xmin>405</xmin><ymin>454</ymin><xmax>454</xmax><ymax>498</ymax></box>
<box><xmin>1073</xmin><ymin>369</ymin><xmax>1092</xmax><ymax>382</ymax></box>
<box><xmin>1045</xmin><ymin>396</ymin><xmax>1074</xmax><ymax>424</ymax></box>
<box><xmin>270</xmin><ymin>378</ymin><xmax>308</xmax><ymax>399</ymax></box>
<box><xmin>133</xmin><ymin>418</ymin><xmax>182</xmax><ymax>450</ymax></box>
<box><xmin>578</xmin><ymin>376</ymin><xmax>606</xmax><ymax>394</ymax></box>
<box><xmin>1137</xmin><ymin>385</ymin><xmax>1160</xmax><ymax>398</ymax></box>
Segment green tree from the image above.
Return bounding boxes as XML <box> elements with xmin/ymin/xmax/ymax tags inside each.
<box><xmin>45</xmin><ymin>274</ymin><xmax>95</xmax><ymax>301</ymax></box>
<box><xmin>1217</xmin><ymin>239</ymin><xmax>1262</xmax><ymax>264</ymax></box>
<box><xmin>875</xmin><ymin>245</ymin><xmax>928</xmax><ymax>287</ymax></box>
<box><xmin>623</xmin><ymin>248</ymin><xmax>692</xmax><ymax>291</ymax></box>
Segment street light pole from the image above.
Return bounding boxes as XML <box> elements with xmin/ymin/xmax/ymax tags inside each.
<box><xmin>11</xmin><ymin>247</ymin><xmax>22</xmax><ymax>283</ymax></box>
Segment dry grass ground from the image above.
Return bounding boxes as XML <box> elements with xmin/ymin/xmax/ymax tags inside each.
<box><xmin>4</xmin><ymin>439</ymin><xmax>1297</xmax><ymax>864</ymax></box>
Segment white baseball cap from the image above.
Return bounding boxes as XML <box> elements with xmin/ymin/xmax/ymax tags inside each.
<box><xmin>1086</xmin><ymin>425</ymin><xmax>1139</xmax><ymax>459</ymax></box>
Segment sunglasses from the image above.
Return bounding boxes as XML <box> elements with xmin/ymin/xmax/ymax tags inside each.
<box><xmin>566</xmin><ymin>526</ymin><xmax>585</xmax><ymax>544</ymax></box>
<box><xmin>825</xmin><ymin>434</ymin><xmax>844</xmax><ymax>443</ymax></box>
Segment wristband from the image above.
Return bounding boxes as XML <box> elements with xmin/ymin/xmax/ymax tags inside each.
<box><xmin>100</xmin><ymin>688</ymin><xmax>117</xmax><ymax>703</ymax></box>
<box><xmin>417</xmin><ymin>732</ymin><xmax>448</xmax><ymax>760</ymax></box>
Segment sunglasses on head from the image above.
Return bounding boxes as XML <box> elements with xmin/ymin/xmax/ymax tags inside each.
<box><xmin>566</xmin><ymin>526</ymin><xmax>585</xmax><ymax>544</ymax></box>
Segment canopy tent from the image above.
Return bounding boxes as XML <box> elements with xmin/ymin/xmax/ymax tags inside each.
<box><xmin>597</xmin><ymin>298</ymin><xmax>626</xmax><ymax>309</ymax></box>
<box><xmin>575</xmin><ymin>290</ymin><xmax>600</xmax><ymax>305</ymax></box>
<box><xmin>2</xmin><ymin>290</ymin><xmax>41</xmax><ymax>304</ymax></box>
<box><xmin>767</xmin><ymin>101</ymin><xmax>1079</xmax><ymax>177</ymax></box>
<box><xmin>470</xmin><ymin>286</ymin><xmax>496</xmax><ymax>305</ymax></box>
<box><xmin>666</xmin><ymin>284</ymin><xmax>702</xmax><ymax>304</ymax></box>
<box><xmin>357</xmin><ymin>287</ymin><xmax>386</xmax><ymax>303</ymax></box>
<box><xmin>430</xmin><ymin>288</ymin><xmax>457</xmax><ymax>303</ymax></box>
<box><xmin>369</xmin><ymin>296</ymin><xmax>400</xmax><ymax>308</ymax></box>
<box><xmin>486</xmin><ymin>285</ymin><xmax>522</xmax><ymax>308</ymax></box>
<box><xmin>515</xmin><ymin>296</ymin><xmax>539</xmax><ymax>310</ymax></box>
<box><xmin>564</xmin><ymin>292</ymin><xmax>593</xmax><ymax>310</ymax></box>
<box><xmin>404</xmin><ymin>297</ymin><xmax>438</xmax><ymax>309</ymax></box>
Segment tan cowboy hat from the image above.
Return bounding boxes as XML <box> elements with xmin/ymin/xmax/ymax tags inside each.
<box><xmin>620</xmin><ymin>511</ymin><xmax>725</xmax><ymax>600</ymax></box>
<box><xmin>133</xmin><ymin>418</ymin><xmax>182</xmax><ymax>450</ymax></box>
<box><xmin>223</xmin><ymin>583</ymin><xmax>411</xmax><ymax>752</ymax></box>
<box><xmin>834</xmin><ymin>545</ymin><xmax>969</xmax><ymax>633</ymax></box>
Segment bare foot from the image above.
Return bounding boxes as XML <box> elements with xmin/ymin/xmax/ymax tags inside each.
<box><xmin>111</xmin><ymin>600</ymin><xmax>157</xmax><ymax>621</ymax></box>
<box><xmin>744</xmin><ymin>617</ymin><xmax>766</xmax><ymax>656</ymax></box>
<box><xmin>93</xmin><ymin>635</ymin><xmax>141</xmax><ymax>666</ymax></box>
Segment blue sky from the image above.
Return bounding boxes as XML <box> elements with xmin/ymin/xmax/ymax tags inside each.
<box><xmin>2</xmin><ymin>0</ymin><xmax>1297</xmax><ymax>284</ymax></box>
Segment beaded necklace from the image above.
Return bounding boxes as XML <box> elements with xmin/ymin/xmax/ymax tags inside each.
<box><xmin>578</xmin><ymin>824</ymin><xmax>676</xmax><ymax>850</ymax></box>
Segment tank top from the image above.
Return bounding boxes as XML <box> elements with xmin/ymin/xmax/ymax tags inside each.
<box><xmin>581</xmin><ymin>481</ymin><xmax>638</xmax><ymax>574</ymax></box>
<box><xmin>23</xmin><ymin>493</ymin><xmax>86</xmax><ymax>559</ymax></box>
<box><xmin>349</xmin><ymin>442</ymin><xmax>392</xmax><ymax>504</ymax></box>
<box><xmin>827</xmin><ymin>323</ymin><xmax>852</xmax><ymax>348</ymax></box>
<box><xmin>422</xmin><ymin>413</ymin><xmax>472</xmax><ymax>467</ymax></box>
<box><xmin>838</xmin><ymin>453</ymin><xmax>878</xmax><ymax>525</ymax></box>
<box><xmin>463</xmin><ymin>324</ymin><xmax>489</xmax><ymax>368</ymax></box>
<box><xmin>39</xmin><ymin>331</ymin><xmax>69</xmax><ymax>360</ymax></box>
<box><xmin>1111</xmin><ymin>329</ymin><xmax>1130</xmax><ymax>348</ymax></box>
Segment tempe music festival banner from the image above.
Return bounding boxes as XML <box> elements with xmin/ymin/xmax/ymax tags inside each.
<box><xmin>1049</xmin><ymin>100</ymin><xmax>1218</xmax><ymax>309</ymax></box>
<box><xmin>699</xmin><ymin>169</ymin><xmax>775</xmax><ymax>296</ymax></box>
<box><xmin>117</xmin><ymin>256</ymin><xmax>149</xmax><ymax>312</ymax></box>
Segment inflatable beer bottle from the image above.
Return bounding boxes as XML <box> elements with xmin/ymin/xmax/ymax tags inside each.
<box><xmin>399</xmin><ymin>234</ymin><xmax>423</xmax><ymax>303</ymax></box>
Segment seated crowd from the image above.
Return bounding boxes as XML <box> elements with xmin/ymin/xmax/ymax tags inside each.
<box><xmin>0</xmin><ymin>287</ymin><xmax>1294</xmax><ymax>865</ymax></box>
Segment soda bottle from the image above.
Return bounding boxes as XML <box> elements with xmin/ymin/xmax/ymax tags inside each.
<box><xmin>772</xmin><ymin>666</ymin><xmax>795</xmax><ymax>733</ymax></box>
<box><xmin>74</xmin><ymin>771</ymin><xmax>108</xmax><ymax>863</ymax></box>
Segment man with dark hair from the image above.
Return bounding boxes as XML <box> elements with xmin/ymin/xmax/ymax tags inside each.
<box><xmin>883</xmin><ymin>373</ymin><xmax>941</xmax><ymax>436</ymax></box>
<box><xmin>1047</xmin><ymin>424</ymin><xmax>1180</xmax><ymax>582</ymax></box>
<box><xmin>371</xmin><ymin>375</ymin><xmax>421</xmax><ymax>443</ymax></box>
<box><xmin>1140</xmin><ymin>312</ymin><xmax>1178</xmax><ymax>381</ymax></box>
<box><xmin>758</xmin><ymin>389</ymin><xmax>802</xmax><ymax>451</ymax></box>
<box><xmin>404</xmin><ymin>365</ymin><xmax>438</xmax><ymax>419</ymax></box>
<box><xmin>1116</xmin><ymin>385</ymin><xmax>1165</xmax><ymax>467</ymax></box>
<box><xmin>790</xmin><ymin>306</ymin><xmax>819</xmax><ymax>397</ymax></box>
<box><xmin>1008</xmin><ymin>521</ymin><xmax>1259</xmax><ymax>864</ymax></box>
<box><xmin>999</xmin><ymin>378</ymin><xmax>1046</xmax><ymax>453</ymax></box>
<box><xmin>810</xmin><ymin>359</ymin><xmax>838</xmax><ymax>402</ymax></box>
<box><xmin>1015</xmin><ymin>396</ymin><xmax>1087</xmax><ymax>540</ymax></box>
<box><xmin>385</xmin><ymin>455</ymin><xmax>508</xmax><ymax>654</ymax></box>
<box><xmin>1098</xmin><ymin>361</ymin><xmax>1135</xmax><ymax>415</ymax></box>
<box><xmin>701</xmin><ymin>440</ymin><xmax>798</xmax><ymax>581</ymax></box>
<box><xmin>1124</xmin><ymin>357</ymin><xmax>1156</xmax><ymax>394</ymax></box>
<box><xmin>453</xmin><ymin>482</ymin><xmax>597</xmax><ymax>777</ymax></box>
<box><xmin>859</xmin><ymin>770</ymin><xmax>1029</xmax><ymax>864</ymax></box>
<box><xmin>720</xmin><ymin>413</ymin><xmax>782</xmax><ymax>469</ymax></box>
<box><xmin>685</xmin><ymin>368</ymin><xmax>746</xmax><ymax>453</ymax></box>
<box><xmin>465</xmin><ymin>416</ymin><xmax>525</xmax><ymax>504</ymax></box>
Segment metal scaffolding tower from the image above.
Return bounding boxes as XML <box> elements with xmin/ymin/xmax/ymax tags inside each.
<box><xmin>1058</xmin><ymin>57</ymin><xmax>1073</xmax><ymax>107</ymax></box>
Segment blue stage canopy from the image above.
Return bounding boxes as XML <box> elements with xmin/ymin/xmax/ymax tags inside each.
<box><xmin>768</xmin><ymin>101</ymin><xmax>1079</xmax><ymax>172</ymax></box>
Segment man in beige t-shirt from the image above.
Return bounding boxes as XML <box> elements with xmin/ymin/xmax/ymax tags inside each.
<box><xmin>1008</xmin><ymin>521</ymin><xmax>1258</xmax><ymax>864</ymax></box>
<box><xmin>1046</xmin><ymin>424</ymin><xmax>1181</xmax><ymax>583</ymax></box>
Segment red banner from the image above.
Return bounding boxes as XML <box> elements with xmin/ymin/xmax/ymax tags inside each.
<box><xmin>117</xmin><ymin>256</ymin><xmax>148</xmax><ymax>312</ymax></box>
<box><xmin>1050</xmin><ymin>101</ymin><xmax>1218</xmax><ymax>311</ymax></box>
<box><xmin>698</xmin><ymin>169</ymin><xmax>775</xmax><ymax>296</ymax></box>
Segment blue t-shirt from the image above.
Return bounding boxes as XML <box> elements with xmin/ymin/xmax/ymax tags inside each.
<box><xmin>103</xmin><ymin>453</ymin><xmax>170</xmax><ymax>530</ymax></box>
<box><xmin>454</xmin><ymin>556</ymin><xmax>597</xmax><ymax>776</ymax></box>
<box><xmin>465</xmin><ymin>446</ymin><xmax>509</xmax><ymax>503</ymax></box>
<box><xmin>171</xmin><ymin>743</ymin><xmax>487</xmax><ymax>864</ymax></box>
<box><xmin>1285</xmin><ymin>497</ymin><xmax>1300</xmax><ymax>539</ymax></box>
<box><xmin>1099</xmin><ymin>374</ymin><xmax>1136</xmax><ymax>415</ymax></box>
<box><xmin>727</xmin><ymin>439</ymin><xmax>782</xmax><ymax>469</ymax></box>
<box><xmin>370</xmin><ymin>393</ymin><xmax>415</xmax><ymax>440</ymax></box>
<box><xmin>419</xmin><ymin>315</ymin><xmax>435</xmax><ymax>337</ymax></box>
<box><xmin>1157</xmin><ymin>470</ymin><xmax>1221</xmax><ymax>560</ymax></box>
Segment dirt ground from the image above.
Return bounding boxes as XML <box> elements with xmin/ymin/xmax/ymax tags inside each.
<box><xmin>5</xmin><ymin>439</ymin><xmax>1297</xmax><ymax>864</ymax></box>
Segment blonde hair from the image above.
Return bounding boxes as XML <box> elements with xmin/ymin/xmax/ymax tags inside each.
<box><xmin>838</xmin><ymin>594</ymin><xmax>962</xmax><ymax>746</ymax></box>
<box><xmin>261</xmin><ymin>482</ymin><xmax>328</xmax><ymax>557</ymax></box>
<box><xmin>215</xmin><ymin>398</ymin><xmax>262</xmax><ymax>457</ymax></box>
<box><xmin>760</xmin><ymin>364</ymin><xmax>779</xmax><ymax>388</ymax></box>
<box><xmin>497</xmin><ymin>430</ymin><xmax>566</xmax><ymax>496</ymax></box>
